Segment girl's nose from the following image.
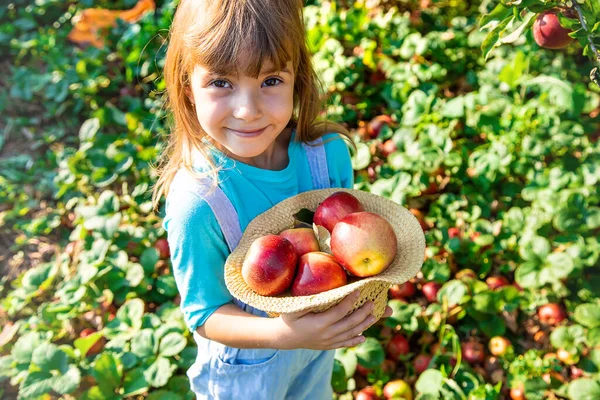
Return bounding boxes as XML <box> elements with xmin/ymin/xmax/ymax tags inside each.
<box><xmin>232</xmin><ymin>91</ymin><xmax>262</xmax><ymax>121</ymax></box>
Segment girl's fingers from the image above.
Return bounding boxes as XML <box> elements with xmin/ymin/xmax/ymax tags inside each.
<box><xmin>328</xmin><ymin>312</ymin><xmax>376</xmax><ymax>345</ymax></box>
<box><xmin>320</xmin><ymin>291</ymin><xmax>361</xmax><ymax>324</ymax></box>
<box><xmin>329</xmin><ymin>301</ymin><xmax>374</xmax><ymax>337</ymax></box>
<box><xmin>382</xmin><ymin>305</ymin><xmax>393</xmax><ymax>318</ymax></box>
<box><xmin>329</xmin><ymin>334</ymin><xmax>366</xmax><ymax>350</ymax></box>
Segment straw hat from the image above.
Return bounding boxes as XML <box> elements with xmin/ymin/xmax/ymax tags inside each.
<box><xmin>224</xmin><ymin>188</ymin><xmax>426</xmax><ymax>320</ymax></box>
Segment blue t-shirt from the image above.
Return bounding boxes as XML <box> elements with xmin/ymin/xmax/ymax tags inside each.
<box><xmin>163</xmin><ymin>131</ymin><xmax>354</xmax><ymax>332</ymax></box>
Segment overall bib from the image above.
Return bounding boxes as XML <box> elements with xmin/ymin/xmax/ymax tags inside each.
<box><xmin>187</xmin><ymin>137</ymin><xmax>336</xmax><ymax>400</ymax></box>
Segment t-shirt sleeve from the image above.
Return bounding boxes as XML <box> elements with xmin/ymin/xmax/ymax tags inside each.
<box><xmin>323</xmin><ymin>132</ymin><xmax>355</xmax><ymax>189</ymax></box>
<box><xmin>163</xmin><ymin>188</ymin><xmax>233</xmax><ymax>332</ymax></box>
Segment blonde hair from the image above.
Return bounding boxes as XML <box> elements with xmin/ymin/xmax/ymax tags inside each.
<box><xmin>152</xmin><ymin>0</ymin><xmax>353</xmax><ymax>209</ymax></box>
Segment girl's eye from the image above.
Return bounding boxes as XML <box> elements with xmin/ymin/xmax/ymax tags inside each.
<box><xmin>263</xmin><ymin>77</ymin><xmax>283</xmax><ymax>87</ymax></box>
<box><xmin>209</xmin><ymin>79</ymin><xmax>231</xmax><ymax>88</ymax></box>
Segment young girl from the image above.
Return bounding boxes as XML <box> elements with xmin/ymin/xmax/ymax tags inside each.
<box><xmin>153</xmin><ymin>0</ymin><xmax>392</xmax><ymax>398</ymax></box>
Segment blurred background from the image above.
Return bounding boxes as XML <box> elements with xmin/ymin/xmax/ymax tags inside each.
<box><xmin>1</xmin><ymin>0</ymin><xmax>600</xmax><ymax>399</ymax></box>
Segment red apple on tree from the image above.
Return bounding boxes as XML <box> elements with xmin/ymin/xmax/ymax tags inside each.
<box><xmin>488</xmin><ymin>336</ymin><xmax>511</xmax><ymax>356</ymax></box>
<box><xmin>291</xmin><ymin>252</ymin><xmax>347</xmax><ymax>296</ymax></box>
<box><xmin>538</xmin><ymin>303</ymin><xmax>567</xmax><ymax>325</ymax></box>
<box><xmin>154</xmin><ymin>238</ymin><xmax>170</xmax><ymax>259</ymax></box>
<box><xmin>389</xmin><ymin>281</ymin><xmax>416</xmax><ymax>299</ymax></box>
<box><xmin>383</xmin><ymin>379</ymin><xmax>413</xmax><ymax>400</ymax></box>
<box><xmin>386</xmin><ymin>334</ymin><xmax>410</xmax><ymax>361</ymax></box>
<box><xmin>421</xmin><ymin>282</ymin><xmax>441</xmax><ymax>303</ymax></box>
<box><xmin>413</xmin><ymin>354</ymin><xmax>432</xmax><ymax>374</ymax></box>
<box><xmin>313</xmin><ymin>191</ymin><xmax>365</xmax><ymax>233</ymax></box>
<box><xmin>463</xmin><ymin>341</ymin><xmax>485</xmax><ymax>364</ymax></box>
<box><xmin>242</xmin><ymin>235</ymin><xmax>297</xmax><ymax>296</ymax></box>
<box><xmin>486</xmin><ymin>275</ymin><xmax>509</xmax><ymax>290</ymax></box>
<box><xmin>279</xmin><ymin>227</ymin><xmax>320</xmax><ymax>257</ymax></box>
<box><xmin>533</xmin><ymin>11</ymin><xmax>573</xmax><ymax>50</ymax></box>
<box><xmin>331</xmin><ymin>212</ymin><xmax>397</xmax><ymax>277</ymax></box>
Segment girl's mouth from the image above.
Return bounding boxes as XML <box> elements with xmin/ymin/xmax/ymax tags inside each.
<box><xmin>227</xmin><ymin>127</ymin><xmax>267</xmax><ymax>137</ymax></box>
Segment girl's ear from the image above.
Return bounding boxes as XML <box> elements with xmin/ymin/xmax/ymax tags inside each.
<box><xmin>185</xmin><ymin>85</ymin><xmax>195</xmax><ymax>105</ymax></box>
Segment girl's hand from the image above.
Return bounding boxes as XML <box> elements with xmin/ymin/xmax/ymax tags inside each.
<box><xmin>275</xmin><ymin>291</ymin><xmax>393</xmax><ymax>350</ymax></box>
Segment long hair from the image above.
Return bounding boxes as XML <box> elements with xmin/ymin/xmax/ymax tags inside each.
<box><xmin>152</xmin><ymin>0</ymin><xmax>353</xmax><ymax>209</ymax></box>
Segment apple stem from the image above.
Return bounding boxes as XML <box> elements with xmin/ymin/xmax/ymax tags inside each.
<box><xmin>571</xmin><ymin>1</ymin><xmax>600</xmax><ymax>86</ymax></box>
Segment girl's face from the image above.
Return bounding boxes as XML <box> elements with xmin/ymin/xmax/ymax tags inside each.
<box><xmin>188</xmin><ymin>60</ymin><xmax>295</xmax><ymax>167</ymax></box>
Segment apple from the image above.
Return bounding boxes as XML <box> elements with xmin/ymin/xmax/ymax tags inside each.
<box><xmin>455</xmin><ymin>269</ymin><xmax>477</xmax><ymax>281</ymax></box>
<box><xmin>154</xmin><ymin>238</ymin><xmax>170</xmax><ymax>259</ymax></box>
<box><xmin>533</xmin><ymin>11</ymin><xmax>573</xmax><ymax>49</ymax></box>
<box><xmin>383</xmin><ymin>379</ymin><xmax>413</xmax><ymax>400</ymax></box>
<box><xmin>381</xmin><ymin>139</ymin><xmax>397</xmax><ymax>157</ymax></box>
<box><xmin>463</xmin><ymin>341</ymin><xmax>485</xmax><ymax>364</ymax></box>
<box><xmin>509</xmin><ymin>383</ymin><xmax>526</xmax><ymax>400</ymax></box>
<box><xmin>279</xmin><ymin>227</ymin><xmax>320</xmax><ymax>257</ymax></box>
<box><xmin>413</xmin><ymin>354</ymin><xmax>432</xmax><ymax>374</ymax></box>
<box><xmin>486</xmin><ymin>275</ymin><xmax>509</xmax><ymax>290</ymax></box>
<box><xmin>381</xmin><ymin>358</ymin><xmax>397</xmax><ymax>375</ymax></box>
<box><xmin>488</xmin><ymin>336</ymin><xmax>511</xmax><ymax>356</ymax></box>
<box><xmin>557</xmin><ymin>348</ymin><xmax>579</xmax><ymax>365</ymax></box>
<box><xmin>448</xmin><ymin>227</ymin><xmax>461</xmax><ymax>239</ymax></box>
<box><xmin>421</xmin><ymin>282</ymin><xmax>441</xmax><ymax>303</ymax></box>
<box><xmin>80</xmin><ymin>328</ymin><xmax>106</xmax><ymax>356</ymax></box>
<box><xmin>386</xmin><ymin>334</ymin><xmax>410</xmax><ymax>361</ymax></box>
<box><xmin>356</xmin><ymin>387</ymin><xmax>380</xmax><ymax>400</ymax></box>
<box><xmin>367</xmin><ymin>115</ymin><xmax>393</xmax><ymax>138</ymax></box>
<box><xmin>538</xmin><ymin>303</ymin><xmax>567</xmax><ymax>325</ymax></box>
<box><xmin>313</xmin><ymin>191</ymin><xmax>365</xmax><ymax>233</ymax></box>
<box><xmin>356</xmin><ymin>364</ymin><xmax>372</xmax><ymax>377</ymax></box>
<box><xmin>571</xmin><ymin>366</ymin><xmax>585</xmax><ymax>379</ymax></box>
<box><xmin>389</xmin><ymin>281</ymin><xmax>416</xmax><ymax>299</ymax></box>
<box><xmin>291</xmin><ymin>252</ymin><xmax>347</xmax><ymax>296</ymax></box>
<box><xmin>242</xmin><ymin>235</ymin><xmax>297</xmax><ymax>296</ymax></box>
<box><xmin>331</xmin><ymin>212</ymin><xmax>398</xmax><ymax>277</ymax></box>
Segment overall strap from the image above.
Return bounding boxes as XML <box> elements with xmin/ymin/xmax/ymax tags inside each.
<box><xmin>197</xmin><ymin>178</ymin><xmax>242</xmax><ymax>253</ymax></box>
<box><xmin>302</xmin><ymin>136</ymin><xmax>331</xmax><ymax>189</ymax></box>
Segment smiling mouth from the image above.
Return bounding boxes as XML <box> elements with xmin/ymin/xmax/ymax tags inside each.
<box><xmin>227</xmin><ymin>127</ymin><xmax>267</xmax><ymax>136</ymax></box>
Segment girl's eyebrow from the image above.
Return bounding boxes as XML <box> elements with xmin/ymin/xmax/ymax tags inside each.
<box><xmin>206</xmin><ymin>67</ymin><xmax>291</xmax><ymax>77</ymax></box>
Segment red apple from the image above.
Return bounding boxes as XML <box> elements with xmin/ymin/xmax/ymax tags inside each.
<box><xmin>383</xmin><ymin>379</ymin><xmax>413</xmax><ymax>400</ymax></box>
<box><xmin>381</xmin><ymin>139</ymin><xmax>397</xmax><ymax>157</ymax></box>
<box><xmin>448</xmin><ymin>227</ymin><xmax>461</xmax><ymax>239</ymax></box>
<box><xmin>538</xmin><ymin>303</ymin><xmax>567</xmax><ymax>325</ymax></box>
<box><xmin>331</xmin><ymin>212</ymin><xmax>397</xmax><ymax>277</ymax></box>
<box><xmin>413</xmin><ymin>354</ymin><xmax>432</xmax><ymax>374</ymax></box>
<box><xmin>463</xmin><ymin>341</ymin><xmax>485</xmax><ymax>364</ymax></box>
<box><xmin>313</xmin><ymin>191</ymin><xmax>364</xmax><ymax>233</ymax></box>
<box><xmin>386</xmin><ymin>334</ymin><xmax>410</xmax><ymax>361</ymax></box>
<box><xmin>389</xmin><ymin>281</ymin><xmax>416</xmax><ymax>299</ymax></box>
<box><xmin>356</xmin><ymin>386</ymin><xmax>380</xmax><ymax>400</ymax></box>
<box><xmin>279</xmin><ymin>227</ymin><xmax>320</xmax><ymax>257</ymax></box>
<box><xmin>367</xmin><ymin>115</ymin><xmax>393</xmax><ymax>138</ymax></box>
<box><xmin>291</xmin><ymin>252</ymin><xmax>347</xmax><ymax>296</ymax></box>
<box><xmin>509</xmin><ymin>383</ymin><xmax>526</xmax><ymax>400</ymax></box>
<box><xmin>533</xmin><ymin>11</ymin><xmax>573</xmax><ymax>49</ymax></box>
<box><xmin>421</xmin><ymin>282</ymin><xmax>441</xmax><ymax>303</ymax></box>
<box><xmin>488</xmin><ymin>336</ymin><xmax>511</xmax><ymax>356</ymax></box>
<box><xmin>486</xmin><ymin>275</ymin><xmax>509</xmax><ymax>290</ymax></box>
<box><xmin>242</xmin><ymin>235</ymin><xmax>297</xmax><ymax>296</ymax></box>
<box><xmin>154</xmin><ymin>238</ymin><xmax>170</xmax><ymax>259</ymax></box>
<box><xmin>80</xmin><ymin>328</ymin><xmax>106</xmax><ymax>356</ymax></box>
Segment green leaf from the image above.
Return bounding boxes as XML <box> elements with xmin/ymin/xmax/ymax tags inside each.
<box><xmin>438</xmin><ymin>280</ymin><xmax>469</xmax><ymax>307</ymax></box>
<box><xmin>480</xmin><ymin>3</ymin><xmax>511</xmax><ymax>29</ymax></box>
<box><xmin>12</xmin><ymin>332</ymin><xmax>47</xmax><ymax>364</ymax></box>
<box><xmin>351</xmin><ymin>142</ymin><xmax>371</xmax><ymax>170</ymax></box>
<box><xmin>335</xmin><ymin>348</ymin><xmax>357</xmax><ymax>379</ymax></box>
<box><xmin>147</xmin><ymin>391</ymin><xmax>183</xmax><ymax>400</ymax></box>
<box><xmin>575</xmin><ymin>304</ymin><xmax>600</xmax><ymax>328</ymax></box>
<box><xmin>140</xmin><ymin>248</ymin><xmax>160</xmax><ymax>274</ymax></box>
<box><xmin>159</xmin><ymin>332</ymin><xmax>187</xmax><ymax>357</ymax></box>
<box><xmin>144</xmin><ymin>357</ymin><xmax>175</xmax><ymax>388</ymax></box>
<box><xmin>19</xmin><ymin>371</ymin><xmax>54</xmax><ymax>399</ymax></box>
<box><xmin>131</xmin><ymin>329</ymin><xmax>157</xmax><ymax>358</ymax></box>
<box><xmin>32</xmin><ymin>343</ymin><xmax>68</xmax><ymax>373</ymax></box>
<box><xmin>550</xmin><ymin>325</ymin><xmax>586</xmax><ymax>350</ymax></box>
<box><xmin>74</xmin><ymin>331</ymin><xmax>104</xmax><ymax>358</ymax></box>
<box><xmin>385</xmin><ymin>300</ymin><xmax>421</xmax><ymax>333</ymax></box>
<box><xmin>331</xmin><ymin>359</ymin><xmax>347</xmax><ymax>393</ymax></box>
<box><xmin>79</xmin><ymin>118</ymin><xmax>100</xmax><ymax>141</ymax></box>
<box><xmin>117</xmin><ymin>298</ymin><xmax>145</xmax><ymax>331</ymax></box>
<box><xmin>156</xmin><ymin>276</ymin><xmax>179</xmax><ymax>298</ymax></box>
<box><xmin>123</xmin><ymin>368</ymin><xmax>149</xmax><ymax>397</ymax></box>
<box><xmin>416</xmin><ymin>369</ymin><xmax>444</xmax><ymax>395</ymax></box>
<box><xmin>568</xmin><ymin>378</ymin><xmax>600</xmax><ymax>400</ymax></box>
<box><xmin>92</xmin><ymin>352</ymin><xmax>122</xmax><ymax>392</ymax></box>
<box><xmin>354</xmin><ymin>337</ymin><xmax>385</xmax><ymax>369</ymax></box>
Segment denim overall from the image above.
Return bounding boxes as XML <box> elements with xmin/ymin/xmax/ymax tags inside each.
<box><xmin>187</xmin><ymin>137</ymin><xmax>335</xmax><ymax>399</ymax></box>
